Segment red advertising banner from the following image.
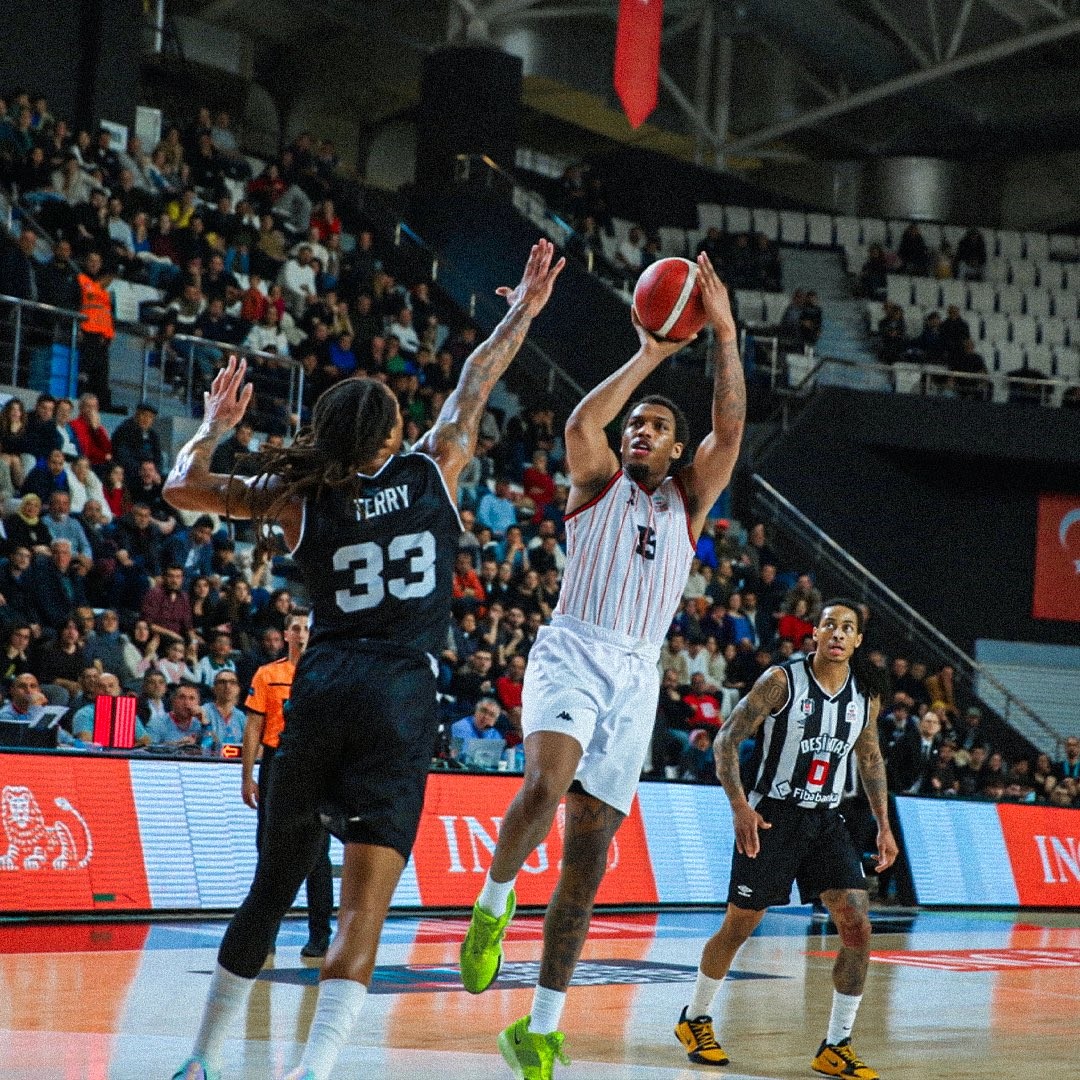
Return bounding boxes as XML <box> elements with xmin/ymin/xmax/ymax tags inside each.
<box><xmin>997</xmin><ymin>803</ymin><xmax>1080</xmax><ymax>906</ymax></box>
<box><xmin>1032</xmin><ymin>493</ymin><xmax>1080</xmax><ymax>622</ymax></box>
<box><xmin>0</xmin><ymin>757</ymin><xmax>150</xmax><ymax>911</ymax></box>
<box><xmin>412</xmin><ymin>774</ymin><xmax>658</xmax><ymax>907</ymax></box>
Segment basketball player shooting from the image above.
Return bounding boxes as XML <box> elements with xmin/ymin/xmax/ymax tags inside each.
<box><xmin>460</xmin><ymin>253</ymin><xmax>746</xmax><ymax>1079</ymax></box>
<box><xmin>163</xmin><ymin>239</ymin><xmax>564</xmax><ymax>1080</ymax></box>
<box><xmin>674</xmin><ymin>600</ymin><xmax>896</xmax><ymax>1079</ymax></box>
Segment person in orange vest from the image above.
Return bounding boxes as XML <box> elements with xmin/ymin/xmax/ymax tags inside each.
<box><xmin>77</xmin><ymin>251</ymin><xmax>115</xmax><ymax>409</ymax></box>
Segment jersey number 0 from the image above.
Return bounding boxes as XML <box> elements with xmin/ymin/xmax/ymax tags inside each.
<box><xmin>332</xmin><ymin>530</ymin><xmax>436</xmax><ymax>612</ymax></box>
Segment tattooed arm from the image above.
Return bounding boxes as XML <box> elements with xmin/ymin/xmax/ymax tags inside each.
<box><xmin>414</xmin><ymin>239</ymin><xmax>564</xmax><ymax>500</ymax></box>
<box><xmin>853</xmin><ymin>696</ymin><xmax>898</xmax><ymax>871</ymax></box>
<box><xmin>678</xmin><ymin>254</ymin><xmax>747</xmax><ymax>539</ymax></box>
<box><xmin>714</xmin><ymin>666</ymin><xmax>789</xmax><ymax>857</ymax></box>
<box><xmin>163</xmin><ymin>357</ymin><xmax>303</xmax><ymax>545</ymax></box>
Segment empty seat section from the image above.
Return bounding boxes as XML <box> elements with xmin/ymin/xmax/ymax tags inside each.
<box><xmin>752</xmin><ymin>208</ymin><xmax>780</xmax><ymax>240</ymax></box>
<box><xmin>806</xmin><ymin>213</ymin><xmax>833</xmax><ymax>246</ymax></box>
<box><xmin>779</xmin><ymin>211</ymin><xmax>807</xmax><ymax>244</ymax></box>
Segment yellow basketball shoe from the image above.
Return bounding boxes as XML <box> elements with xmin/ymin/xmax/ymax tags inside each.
<box><xmin>497</xmin><ymin>1016</ymin><xmax>570</xmax><ymax>1080</ymax></box>
<box><xmin>459</xmin><ymin>889</ymin><xmax>516</xmax><ymax>993</ymax></box>
<box><xmin>674</xmin><ymin>1006</ymin><xmax>730</xmax><ymax>1066</ymax></box>
<box><xmin>812</xmin><ymin>1038</ymin><xmax>881</xmax><ymax>1079</ymax></box>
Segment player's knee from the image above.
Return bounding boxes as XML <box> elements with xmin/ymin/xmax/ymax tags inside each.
<box><xmin>835</xmin><ymin>906</ymin><xmax>871</xmax><ymax>951</ymax></box>
<box><xmin>520</xmin><ymin>771</ymin><xmax>566</xmax><ymax>818</ymax></box>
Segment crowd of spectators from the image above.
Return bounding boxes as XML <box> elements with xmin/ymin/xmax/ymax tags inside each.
<box><xmin>857</xmin><ymin>224</ymin><xmax>990</xmax><ymax>298</ymax></box>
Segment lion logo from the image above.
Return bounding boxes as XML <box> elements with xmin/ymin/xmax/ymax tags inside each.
<box><xmin>0</xmin><ymin>785</ymin><xmax>93</xmax><ymax>871</ymax></box>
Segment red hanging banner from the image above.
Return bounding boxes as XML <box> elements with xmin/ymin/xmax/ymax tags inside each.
<box><xmin>614</xmin><ymin>0</ymin><xmax>664</xmax><ymax>129</ymax></box>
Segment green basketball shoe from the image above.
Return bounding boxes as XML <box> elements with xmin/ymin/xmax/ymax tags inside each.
<box><xmin>459</xmin><ymin>889</ymin><xmax>516</xmax><ymax>993</ymax></box>
<box><xmin>497</xmin><ymin>1016</ymin><xmax>570</xmax><ymax>1080</ymax></box>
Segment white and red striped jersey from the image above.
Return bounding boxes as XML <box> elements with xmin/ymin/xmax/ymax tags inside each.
<box><xmin>554</xmin><ymin>469</ymin><xmax>696</xmax><ymax>646</ymax></box>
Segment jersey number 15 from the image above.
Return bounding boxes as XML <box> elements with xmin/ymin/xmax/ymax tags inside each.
<box><xmin>333</xmin><ymin>530</ymin><xmax>436</xmax><ymax>612</ymax></box>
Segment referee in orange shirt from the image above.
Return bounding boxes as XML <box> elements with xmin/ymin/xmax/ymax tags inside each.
<box><xmin>242</xmin><ymin>609</ymin><xmax>333</xmax><ymax>957</ymax></box>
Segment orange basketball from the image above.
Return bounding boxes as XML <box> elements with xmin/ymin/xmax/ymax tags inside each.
<box><xmin>632</xmin><ymin>257</ymin><xmax>707</xmax><ymax>342</ymax></box>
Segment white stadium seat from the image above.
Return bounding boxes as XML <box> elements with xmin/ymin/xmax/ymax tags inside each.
<box><xmin>807</xmin><ymin>213</ymin><xmax>833</xmax><ymax>246</ymax></box>
<box><xmin>834</xmin><ymin>216</ymin><xmax>861</xmax><ymax>250</ymax></box>
<box><xmin>1024</xmin><ymin>346</ymin><xmax>1055</xmax><ymax>376</ymax></box>
<box><xmin>983</xmin><ymin>257</ymin><xmax>1010</xmax><ymax>283</ymax></box>
<box><xmin>865</xmin><ymin>301</ymin><xmax>885</xmax><ymax>328</ymax></box>
<box><xmin>1009</xmin><ymin>261</ymin><xmax>1037</xmax><ymax>288</ymax></box>
<box><xmin>724</xmin><ymin>206</ymin><xmax>752</xmax><ymax>234</ymax></box>
<box><xmin>1056</xmin><ymin>292</ymin><xmax>1079</xmax><ymax>320</ymax></box>
<box><xmin>763</xmin><ymin>292</ymin><xmax>791</xmax><ymax>325</ymax></box>
<box><xmin>1010</xmin><ymin>315</ymin><xmax>1039</xmax><ymax>347</ymax></box>
<box><xmin>967</xmin><ymin>281</ymin><xmax>997</xmax><ymax>312</ymax></box>
<box><xmin>658</xmin><ymin>227</ymin><xmax>687</xmax><ymax>256</ymax></box>
<box><xmin>980</xmin><ymin>312</ymin><xmax>1010</xmax><ymax>345</ymax></box>
<box><xmin>994</xmin><ymin>342</ymin><xmax>1024</xmax><ymax>372</ymax></box>
<box><xmin>893</xmin><ymin>362</ymin><xmax>924</xmax><ymax>394</ymax></box>
<box><xmin>904</xmin><ymin>305</ymin><xmax>927</xmax><ymax>330</ymax></box>
<box><xmin>735</xmin><ymin>290</ymin><xmax>766</xmax><ymax>324</ymax></box>
<box><xmin>942</xmin><ymin>224</ymin><xmax>967</xmax><ymax>248</ymax></box>
<box><xmin>998</xmin><ymin>285</ymin><xmax>1028</xmax><ymax>316</ymax></box>
<box><xmin>1025</xmin><ymin>233</ymin><xmax>1049</xmax><ymax>262</ymax></box>
<box><xmin>779</xmin><ymin>211</ymin><xmax>807</xmax><ymax>244</ymax></box>
<box><xmin>1025</xmin><ymin>290</ymin><xmax>1052</xmax><ymax>319</ymax></box>
<box><xmin>940</xmin><ymin>280</ymin><xmax>968</xmax><ymax>309</ymax></box>
<box><xmin>913</xmin><ymin>278</ymin><xmax>942</xmax><ymax>310</ymax></box>
<box><xmin>996</xmin><ymin>229</ymin><xmax>1025</xmax><ymax>259</ymax></box>
<box><xmin>1055</xmin><ymin>347</ymin><xmax>1080</xmax><ymax>380</ymax></box>
<box><xmin>752</xmin><ymin>208</ymin><xmax>779</xmax><ymax>240</ymax></box>
<box><xmin>698</xmin><ymin>203</ymin><xmax>725</xmax><ymax>229</ymax></box>
<box><xmin>859</xmin><ymin>217</ymin><xmax>888</xmax><ymax>246</ymax></box>
<box><xmin>1049</xmin><ymin>233</ymin><xmax>1079</xmax><ymax>258</ymax></box>
<box><xmin>887</xmin><ymin>275</ymin><xmax>913</xmax><ymax>305</ymax></box>
<box><xmin>1041</xmin><ymin>317</ymin><xmax>1068</xmax><ymax>348</ymax></box>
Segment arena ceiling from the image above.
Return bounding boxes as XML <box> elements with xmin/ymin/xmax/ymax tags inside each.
<box><xmin>181</xmin><ymin>0</ymin><xmax>1080</xmax><ymax>164</ymax></box>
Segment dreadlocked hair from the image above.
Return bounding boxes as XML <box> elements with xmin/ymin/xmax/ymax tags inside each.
<box><xmin>237</xmin><ymin>378</ymin><xmax>399</xmax><ymax>536</ymax></box>
<box><xmin>820</xmin><ymin>597</ymin><xmax>891</xmax><ymax>704</ymax></box>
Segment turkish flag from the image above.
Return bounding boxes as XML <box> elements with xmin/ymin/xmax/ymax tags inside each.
<box><xmin>1032</xmin><ymin>492</ymin><xmax>1080</xmax><ymax>621</ymax></box>
<box><xmin>614</xmin><ymin>0</ymin><xmax>664</xmax><ymax>129</ymax></box>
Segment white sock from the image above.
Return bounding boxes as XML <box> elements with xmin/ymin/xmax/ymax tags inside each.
<box><xmin>295</xmin><ymin>979</ymin><xmax>368</xmax><ymax>1080</ymax></box>
<box><xmin>191</xmin><ymin>964</ymin><xmax>255</xmax><ymax>1069</ymax></box>
<box><xmin>477</xmin><ymin>869</ymin><xmax>516</xmax><ymax>917</ymax></box>
<box><xmin>688</xmin><ymin>970</ymin><xmax>724</xmax><ymax>1019</ymax></box>
<box><xmin>826</xmin><ymin>991</ymin><xmax>862</xmax><ymax>1045</ymax></box>
<box><xmin>529</xmin><ymin>985</ymin><xmax>566</xmax><ymax>1035</ymax></box>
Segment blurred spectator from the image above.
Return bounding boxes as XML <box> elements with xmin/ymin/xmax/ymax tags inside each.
<box><xmin>112</xmin><ymin>402</ymin><xmax>163</xmax><ymax>481</ymax></box>
<box><xmin>858</xmin><ymin>244</ymin><xmax>888</xmax><ymax>299</ymax></box>
<box><xmin>202</xmin><ymin>669</ymin><xmax>245</xmax><ymax>750</ymax></box>
<box><xmin>680</xmin><ymin>728</ymin><xmax>718</xmax><ymax>784</ymax></box>
<box><xmin>451</xmin><ymin>697</ymin><xmax>503</xmax><ymax>742</ymax></box>
<box><xmin>897</xmin><ymin>223</ymin><xmax>930</xmax><ymax>275</ymax></box>
<box><xmin>781</xmin><ymin>573</ymin><xmax>823</xmax><ymax>623</ymax></box>
<box><xmin>6</xmin><ymin>493</ymin><xmax>51</xmax><ymax>552</ymax></box>
<box><xmin>1056</xmin><ymin>735</ymin><xmax>1080</xmax><ymax>782</ymax></box>
<box><xmin>145</xmin><ymin>681</ymin><xmax>206</xmax><ymax>747</ymax></box>
<box><xmin>955</xmin><ymin>228</ymin><xmax>987</xmax><ymax>280</ymax></box>
<box><xmin>30</xmin><ymin>539</ymin><xmax>87</xmax><ymax>629</ymax></box>
<box><xmin>0</xmin><ymin>625</ymin><xmax>33</xmax><ymax>689</ymax></box>
<box><xmin>448</xmin><ymin>646</ymin><xmax>496</xmax><ymax>713</ymax></box>
<box><xmin>141</xmin><ymin>565</ymin><xmax>194</xmax><ymax>644</ymax></box>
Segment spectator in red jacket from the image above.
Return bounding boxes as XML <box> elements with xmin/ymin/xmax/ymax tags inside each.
<box><xmin>776</xmin><ymin>596</ymin><xmax>815</xmax><ymax>646</ymax></box>
<box><xmin>496</xmin><ymin>653</ymin><xmax>526</xmax><ymax>714</ymax></box>
<box><xmin>682</xmin><ymin>671</ymin><xmax>723</xmax><ymax>733</ymax></box>
<box><xmin>70</xmin><ymin>393</ymin><xmax>112</xmax><ymax>470</ymax></box>
<box><xmin>452</xmin><ymin>550</ymin><xmax>486</xmax><ymax>616</ymax></box>
<box><xmin>522</xmin><ymin>449</ymin><xmax>556</xmax><ymax>524</ymax></box>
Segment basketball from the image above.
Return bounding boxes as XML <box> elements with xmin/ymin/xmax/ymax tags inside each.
<box><xmin>632</xmin><ymin>256</ymin><xmax>707</xmax><ymax>341</ymax></box>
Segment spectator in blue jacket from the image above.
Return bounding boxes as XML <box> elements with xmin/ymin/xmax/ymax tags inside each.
<box><xmin>164</xmin><ymin>514</ymin><xmax>216</xmax><ymax>585</ymax></box>
<box><xmin>29</xmin><ymin>539</ymin><xmax>88</xmax><ymax>629</ymax></box>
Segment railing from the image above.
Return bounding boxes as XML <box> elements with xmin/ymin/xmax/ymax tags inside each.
<box><xmin>750</xmin><ymin>473</ymin><xmax>1064</xmax><ymax>755</ymax></box>
<box><xmin>0</xmin><ymin>294</ymin><xmax>85</xmax><ymax>390</ymax></box>
<box><xmin>115</xmin><ymin>321</ymin><xmax>306</xmax><ymax>434</ymax></box>
<box><xmin>758</xmin><ymin>345</ymin><xmax>1079</xmax><ymax>409</ymax></box>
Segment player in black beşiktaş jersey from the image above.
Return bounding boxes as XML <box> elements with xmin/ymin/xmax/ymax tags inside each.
<box><xmin>164</xmin><ymin>240</ymin><xmax>564</xmax><ymax>1080</ymax></box>
<box><xmin>675</xmin><ymin>600</ymin><xmax>896</xmax><ymax>1080</ymax></box>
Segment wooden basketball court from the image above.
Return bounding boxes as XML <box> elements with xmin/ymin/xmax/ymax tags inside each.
<box><xmin>1</xmin><ymin>906</ymin><xmax>1075</xmax><ymax>1079</ymax></box>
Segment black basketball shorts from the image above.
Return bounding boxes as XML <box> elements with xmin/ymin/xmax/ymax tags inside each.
<box><xmin>265</xmin><ymin>639</ymin><xmax>438</xmax><ymax>860</ymax></box>
<box><xmin>726</xmin><ymin>797</ymin><xmax>867</xmax><ymax>910</ymax></box>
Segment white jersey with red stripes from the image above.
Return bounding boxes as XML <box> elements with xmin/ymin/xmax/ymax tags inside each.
<box><xmin>554</xmin><ymin>469</ymin><xmax>696</xmax><ymax>647</ymax></box>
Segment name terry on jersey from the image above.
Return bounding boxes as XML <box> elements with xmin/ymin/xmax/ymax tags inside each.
<box><xmin>352</xmin><ymin>484</ymin><xmax>411</xmax><ymax>521</ymax></box>
<box><xmin>799</xmin><ymin>734</ymin><xmax>848</xmax><ymax>756</ymax></box>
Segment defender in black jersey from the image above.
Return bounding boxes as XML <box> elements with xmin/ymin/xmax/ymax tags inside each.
<box><xmin>163</xmin><ymin>240</ymin><xmax>564</xmax><ymax>1080</ymax></box>
<box><xmin>675</xmin><ymin>600</ymin><xmax>897</xmax><ymax>1080</ymax></box>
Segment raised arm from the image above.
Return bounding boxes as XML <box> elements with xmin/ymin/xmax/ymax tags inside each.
<box><xmin>676</xmin><ymin>254</ymin><xmax>746</xmax><ymax>538</ymax></box>
<box><xmin>162</xmin><ymin>357</ymin><xmax>303</xmax><ymax>546</ymax></box>
<box><xmin>414</xmin><ymin>240</ymin><xmax>564</xmax><ymax>498</ymax></box>
<box><xmin>852</xmin><ymin>696</ymin><xmax>898</xmax><ymax>871</ymax></box>
<box><xmin>563</xmin><ymin>313</ymin><xmax>692</xmax><ymax>509</ymax></box>
<box><xmin>713</xmin><ymin>665</ymin><xmax>788</xmax><ymax>857</ymax></box>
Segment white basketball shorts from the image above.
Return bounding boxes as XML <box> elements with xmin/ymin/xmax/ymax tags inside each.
<box><xmin>521</xmin><ymin>613</ymin><xmax>661</xmax><ymax>815</ymax></box>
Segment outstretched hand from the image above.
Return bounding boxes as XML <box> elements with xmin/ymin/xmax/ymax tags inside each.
<box><xmin>205</xmin><ymin>355</ymin><xmax>254</xmax><ymax>434</ymax></box>
<box><xmin>496</xmin><ymin>238</ymin><xmax>566</xmax><ymax>316</ymax></box>
<box><xmin>631</xmin><ymin>306</ymin><xmax>697</xmax><ymax>360</ymax></box>
<box><xmin>696</xmin><ymin>253</ymin><xmax>737</xmax><ymax>341</ymax></box>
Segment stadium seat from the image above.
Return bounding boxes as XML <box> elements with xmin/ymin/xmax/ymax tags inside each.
<box><xmin>1024</xmin><ymin>290</ymin><xmax>1052</xmax><ymax>319</ymax></box>
<box><xmin>845</xmin><ymin>244</ymin><xmax>869</xmax><ymax>273</ymax></box>
<box><xmin>724</xmin><ymin>206</ymin><xmax>752</xmax><ymax>234</ymax></box>
<box><xmin>779</xmin><ymin>211</ymin><xmax>807</xmax><ymax>245</ymax></box>
<box><xmin>968</xmin><ymin>281</ymin><xmax>997</xmax><ymax>312</ymax></box>
<box><xmin>903</xmin><ymin>304</ymin><xmax>927</xmax><ymax>330</ymax></box>
<box><xmin>686</xmin><ymin>227</ymin><xmax>706</xmax><ymax>256</ymax></box>
<box><xmin>735</xmin><ymin>290</ymin><xmax>766</xmax><ymax>325</ymax></box>
<box><xmin>887</xmin><ymin>275</ymin><xmax>913</xmax><ymax>306</ymax></box>
<box><xmin>865</xmin><ymin>300</ymin><xmax>885</xmax><ymax>328</ymax></box>
<box><xmin>834</xmin><ymin>216</ymin><xmax>861</xmax><ymax>251</ymax></box>
<box><xmin>940</xmin><ymin>280</ymin><xmax>968</xmax><ymax>309</ymax></box>
<box><xmin>996</xmin><ymin>229</ymin><xmax>1025</xmax><ymax>260</ymax></box>
<box><xmin>1009</xmin><ymin>261</ymin><xmax>1037</xmax><ymax>288</ymax></box>
<box><xmin>1041</xmin><ymin>317</ymin><xmax>1068</xmax><ymax>348</ymax></box>
<box><xmin>763</xmin><ymin>292</ymin><xmax>790</xmax><ymax>325</ymax></box>
<box><xmin>611</xmin><ymin>217</ymin><xmax>633</xmax><ymax>247</ymax></box>
<box><xmin>806</xmin><ymin>213</ymin><xmax>833</xmax><ymax>247</ymax></box>
<box><xmin>1025</xmin><ymin>233</ymin><xmax>1050</xmax><ymax>262</ymax></box>
<box><xmin>1043</xmin><ymin>263</ymin><xmax>1067</xmax><ymax>291</ymax></box>
<box><xmin>860</xmin><ymin>217</ymin><xmax>888</xmax><ymax>246</ymax></box>
<box><xmin>786</xmin><ymin>352</ymin><xmax>818</xmax><ymax>391</ymax></box>
<box><xmin>893</xmin><ymin>362</ymin><xmax>923</xmax><ymax>394</ymax></box>
<box><xmin>994</xmin><ymin>341</ymin><xmax>1024</xmax><ymax>372</ymax></box>
<box><xmin>1069</xmin><ymin>319</ymin><xmax>1080</xmax><ymax>346</ymax></box>
<box><xmin>1054</xmin><ymin>347</ymin><xmax>1080</xmax><ymax>380</ymax></box>
<box><xmin>1054</xmin><ymin>291</ymin><xmax>1079</xmax><ymax>319</ymax></box>
<box><xmin>752</xmin><ymin>208</ymin><xmax>779</xmax><ymax>240</ymax></box>
<box><xmin>983</xmin><ymin>257</ymin><xmax>1010</xmax><ymax>283</ymax></box>
<box><xmin>1010</xmin><ymin>315</ymin><xmax>1039</xmax><ymax>347</ymax></box>
<box><xmin>921</xmin><ymin>222</ymin><xmax>944</xmax><ymax>250</ymax></box>
<box><xmin>942</xmin><ymin>224</ymin><xmax>966</xmax><ymax>248</ymax></box>
<box><xmin>913</xmin><ymin>278</ymin><xmax>942</xmax><ymax>310</ymax></box>
<box><xmin>1024</xmin><ymin>345</ymin><xmax>1055</xmax><ymax>376</ymax></box>
<box><xmin>698</xmin><ymin>203</ymin><xmax>724</xmax><ymax>229</ymax></box>
<box><xmin>1048</xmin><ymin>233</ymin><xmax>1079</xmax><ymax>258</ymax></box>
<box><xmin>980</xmin><ymin>312</ymin><xmax>1010</xmax><ymax>345</ymax></box>
<box><xmin>658</xmin><ymin>226</ymin><xmax>687</xmax><ymax>256</ymax></box>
